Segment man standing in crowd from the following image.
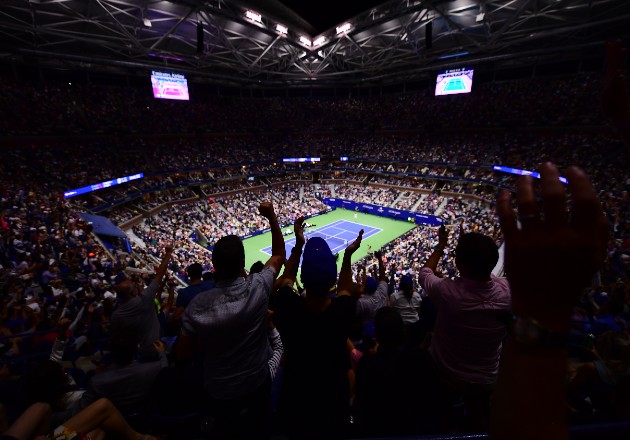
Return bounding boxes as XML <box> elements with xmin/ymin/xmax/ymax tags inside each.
<box><xmin>418</xmin><ymin>226</ymin><xmax>510</xmax><ymax>431</ymax></box>
<box><xmin>273</xmin><ymin>229</ymin><xmax>363</xmax><ymax>439</ymax></box>
<box><xmin>355</xmin><ymin>251</ymin><xmax>388</xmax><ymax>325</ymax></box>
<box><xmin>172</xmin><ymin>262</ymin><xmax>214</xmax><ymax>325</ymax></box>
<box><xmin>110</xmin><ymin>245</ymin><xmax>173</xmax><ymax>362</ymax></box>
<box><xmin>177</xmin><ymin>202</ymin><xmax>285</xmax><ymax>439</ymax></box>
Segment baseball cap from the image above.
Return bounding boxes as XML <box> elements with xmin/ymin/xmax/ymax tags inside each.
<box><xmin>400</xmin><ymin>274</ymin><xmax>413</xmax><ymax>289</ymax></box>
<box><xmin>300</xmin><ymin>237</ymin><xmax>337</xmax><ymax>293</ymax></box>
<box><xmin>365</xmin><ymin>276</ymin><xmax>378</xmax><ymax>294</ymax></box>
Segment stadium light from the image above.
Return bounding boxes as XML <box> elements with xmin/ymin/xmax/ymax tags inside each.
<box><xmin>300</xmin><ymin>36</ymin><xmax>312</xmax><ymax>47</ymax></box>
<box><xmin>336</xmin><ymin>23</ymin><xmax>351</xmax><ymax>35</ymax></box>
<box><xmin>276</xmin><ymin>24</ymin><xmax>288</xmax><ymax>35</ymax></box>
<box><xmin>245</xmin><ymin>10</ymin><xmax>262</xmax><ymax>23</ymax></box>
<box><xmin>313</xmin><ymin>36</ymin><xmax>326</xmax><ymax>47</ymax></box>
<box><xmin>143</xmin><ymin>18</ymin><xmax>152</xmax><ymax>27</ymax></box>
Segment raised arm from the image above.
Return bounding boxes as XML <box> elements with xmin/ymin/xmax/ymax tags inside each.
<box><xmin>278</xmin><ymin>217</ymin><xmax>305</xmax><ymax>284</ymax></box>
<box><xmin>374</xmin><ymin>251</ymin><xmax>387</xmax><ymax>282</ymax></box>
<box><xmin>154</xmin><ymin>245</ymin><xmax>174</xmax><ymax>284</ymax></box>
<box><xmin>490</xmin><ymin>163</ymin><xmax>609</xmax><ymax>440</ymax></box>
<box><xmin>338</xmin><ymin>229</ymin><xmax>363</xmax><ymax>296</ymax></box>
<box><xmin>259</xmin><ymin>202</ymin><xmax>285</xmax><ymax>275</ymax></box>
<box><xmin>423</xmin><ymin>224</ymin><xmax>449</xmax><ymax>272</ymax></box>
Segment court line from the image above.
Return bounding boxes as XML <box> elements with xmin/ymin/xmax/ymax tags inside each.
<box><xmin>259</xmin><ymin>219</ymin><xmax>382</xmax><ymax>257</ymax></box>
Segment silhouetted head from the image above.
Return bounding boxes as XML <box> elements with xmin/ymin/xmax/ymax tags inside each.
<box><xmin>399</xmin><ymin>274</ymin><xmax>414</xmax><ymax>298</ymax></box>
<box><xmin>114</xmin><ymin>279</ymin><xmax>139</xmax><ymax>302</ymax></box>
<box><xmin>186</xmin><ymin>263</ymin><xmax>203</xmax><ymax>282</ymax></box>
<box><xmin>374</xmin><ymin>307</ymin><xmax>404</xmax><ymax>350</ymax></box>
<box><xmin>455</xmin><ymin>233</ymin><xmax>498</xmax><ymax>281</ymax></box>
<box><xmin>212</xmin><ymin>235</ymin><xmax>245</xmax><ymax>281</ymax></box>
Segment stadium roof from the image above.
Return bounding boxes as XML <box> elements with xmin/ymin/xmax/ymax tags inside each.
<box><xmin>0</xmin><ymin>0</ymin><xmax>629</xmax><ymax>87</ymax></box>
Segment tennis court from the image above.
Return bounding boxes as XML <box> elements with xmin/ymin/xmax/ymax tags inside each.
<box><xmin>261</xmin><ymin>219</ymin><xmax>381</xmax><ymax>264</ymax></box>
<box><xmin>444</xmin><ymin>77</ymin><xmax>466</xmax><ymax>91</ymax></box>
<box><xmin>242</xmin><ymin>209</ymin><xmax>417</xmax><ymax>272</ymax></box>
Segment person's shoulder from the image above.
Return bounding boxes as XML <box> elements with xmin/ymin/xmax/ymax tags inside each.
<box><xmin>490</xmin><ymin>275</ymin><xmax>511</xmax><ymax>297</ymax></box>
<box><xmin>250</xmin><ymin>266</ymin><xmax>276</xmax><ymax>287</ymax></box>
<box><xmin>276</xmin><ymin>285</ymin><xmax>301</xmax><ymax>304</ymax></box>
<box><xmin>491</xmin><ymin>275</ymin><xmax>510</xmax><ymax>288</ymax></box>
<box><xmin>200</xmin><ymin>280</ymin><xmax>215</xmax><ymax>290</ymax></box>
<box><xmin>178</xmin><ymin>284</ymin><xmax>195</xmax><ymax>294</ymax></box>
<box><xmin>391</xmin><ymin>290</ymin><xmax>406</xmax><ymax>299</ymax></box>
<box><xmin>187</xmin><ymin>288</ymin><xmax>219</xmax><ymax>310</ymax></box>
<box><xmin>418</xmin><ymin>267</ymin><xmax>435</xmax><ymax>276</ymax></box>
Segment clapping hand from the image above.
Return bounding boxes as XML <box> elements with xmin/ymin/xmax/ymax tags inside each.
<box><xmin>345</xmin><ymin>229</ymin><xmax>364</xmax><ymax>257</ymax></box>
<box><xmin>294</xmin><ymin>217</ymin><xmax>306</xmax><ymax>246</ymax></box>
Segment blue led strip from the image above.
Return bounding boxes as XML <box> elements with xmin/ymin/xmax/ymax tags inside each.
<box><xmin>64</xmin><ymin>173</ymin><xmax>144</xmax><ymax>198</ymax></box>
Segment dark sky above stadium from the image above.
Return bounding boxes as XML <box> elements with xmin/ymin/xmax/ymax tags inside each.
<box><xmin>280</xmin><ymin>0</ymin><xmax>385</xmax><ymax>33</ymax></box>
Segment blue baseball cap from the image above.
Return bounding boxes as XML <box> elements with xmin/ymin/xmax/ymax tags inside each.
<box><xmin>365</xmin><ymin>276</ymin><xmax>378</xmax><ymax>294</ymax></box>
<box><xmin>400</xmin><ymin>274</ymin><xmax>413</xmax><ymax>289</ymax></box>
<box><xmin>301</xmin><ymin>237</ymin><xmax>337</xmax><ymax>294</ymax></box>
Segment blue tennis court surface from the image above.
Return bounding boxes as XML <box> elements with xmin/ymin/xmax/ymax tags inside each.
<box><xmin>444</xmin><ymin>78</ymin><xmax>465</xmax><ymax>91</ymax></box>
<box><xmin>261</xmin><ymin>219</ymin><xmax>381</xmax><ymax>264</ymax></box>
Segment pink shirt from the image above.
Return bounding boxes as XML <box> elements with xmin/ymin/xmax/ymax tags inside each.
<box><xmin>418</xmin><ymin>268</ymin><xmax>511</xmax><ymax>384</ymax></box>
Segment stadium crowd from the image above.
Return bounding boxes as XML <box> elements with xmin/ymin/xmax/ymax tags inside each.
<box><xmin>0</xmin><ymin>73</ymin><xmax>605</xmax><ymax>136</ymax></box>
<box><xmin>0</xmin><ymin>58</ymin><xmax>629</xmax><ymax>439</ymax></box>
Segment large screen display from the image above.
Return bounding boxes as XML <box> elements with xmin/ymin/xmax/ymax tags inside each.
<box><xmin>151</xmin><ymin>71</ymin><xmax>189</xmax><ymax>101</ymax></box>
<box><xmin>435</xmin><ymin>67</ymin><xmax>474</xmax><ymax>96</ymax></box>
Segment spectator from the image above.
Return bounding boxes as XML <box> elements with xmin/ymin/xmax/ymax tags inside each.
<box><xmin>110</xmin><ymin>246</ymin><xmax>173</xmax><ymax>362</ymax></box>
<box><xmin>273</xmin><ymin>230</ymin><xmax>363</xmax><ymax>439</ymax></box>
<box><xmin>177</xmin><ymin>202</ymin><xmax>285</xmax><ymax>439</ymax></box>
<box><xmin>172</xmin><ymin>262</ymin><xmax>214</xmax><ymax>323</ymax></box>
<box><xmin>418</xmin><ymin>226</ymin><xmax>511</xmax><ymax>431</ymax></box>
<box><xmin>355</xmin><ymin>251</ymin><xmax>388</xmax><ymax>325</ymax></box>
<box><xmin>491</xmin><ymin>163</ymin><xmax>610</xmax><ymax>440</ymax></box>
<box><xmin>389</xmin><ymin>274</ymin><xmax>422</xmax><ymax>346</ymax></box>
<box><xmin>354</xmin><ymin>307</ymin><xmax>440</xmax><ymax>437</ymax></box>
<box><xmin>71</xmin><ymin>334</ymin><xmax>168</xmax><ymax>416</ymax></box>
<box><xmin>2</xmin><ymin>398</ymin><xmax>158</xmax><ymax>440</ymax></box>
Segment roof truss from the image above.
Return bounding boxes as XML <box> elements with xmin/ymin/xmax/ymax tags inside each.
<box><xmin>0</xmin><ymin>0</ymin><xmax>628</xmax><ymax>85</ymax></box>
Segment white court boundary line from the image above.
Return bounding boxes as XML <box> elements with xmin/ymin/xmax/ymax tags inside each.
<box><xmin>259</xmin><ymin>219</ymin><xmax>381</xmax><ymax>258</ymax></box>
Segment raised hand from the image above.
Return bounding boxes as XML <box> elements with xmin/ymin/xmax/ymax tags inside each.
<box><xmin>358</xmin><ymin>267</ymin><xmax>367</xmax><ymax>296</ymax></box>
<box><xmin>496</xmin><ymin>162</ymin><xmax>609</xmax><ymax>330</ymax></box>
<box><xmin>345</xmin><ymin>229</ymin><xmax>364</xmax><ymax>256</ymax></box>
<box><xmin>294</xmin><ymin>216</ymin><xmax>306</xmax><ymax>246</ymax></box>
<box><xmin>258</xmin><ymin>202</ymin><xmax>276</xmax><ymax>221</ymax></box>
